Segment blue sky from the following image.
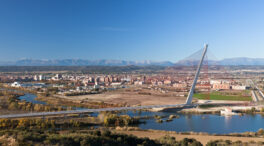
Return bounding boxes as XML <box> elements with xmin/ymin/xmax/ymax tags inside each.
<box><xmin>0</xmin><ymin>0</ymin><xmax>264</xmax><ymax>62</ymax></box>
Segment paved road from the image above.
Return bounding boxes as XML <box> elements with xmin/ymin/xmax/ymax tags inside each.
<box><xmin>255</xmin><ymin>86</ymin><xmax>264</xmax><ymax>100</ymax></box>
<box><xmin>251</xmin><ymin>90</ymin><xmax>259</xmax><ymax>102</ymax></box>
<box><xmin>248</xmin><ymin>79</ymin><xmax>264</xmax><ymax>101</ymax></box>
<box><xmin>0</xmin><ymin>103</ymin><xmax>192</xmax><ymax>119</ymax></box>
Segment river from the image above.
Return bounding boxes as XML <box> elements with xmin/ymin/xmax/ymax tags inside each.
<box><xmin>18</xmin><ymin>93</ymin><xmax>47</xmax><ymax>105</ymax></box>
<box><xmin>15</xmin><ymin>92</ymin><xmax>264</xmax><ymax>134</ymax></box>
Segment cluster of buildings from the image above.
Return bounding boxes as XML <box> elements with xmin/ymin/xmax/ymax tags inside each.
<box><xmin>0</xmin><ymin>74</ymin><xmax>47</xmax><ymax>82</ymax></box>
<box><xmin>210</xmin><ymin>80</ymin><xmax>249</xmax><ymax>90</ymax></box>
<box><xmin>5</xmin><ymin>72</ymin><xmax>250</xmax><ymax>96</ymax></box>
<box><xmin>10</xmin><ymin>82</ymin><xmax>46</xmax><ymax>88</ymax></box>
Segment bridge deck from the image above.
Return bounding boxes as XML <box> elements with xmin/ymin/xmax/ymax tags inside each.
<box><xmin>0</xmin><ymin>104</ymin><xmax>190</xmax><ymax>119</ymax></box>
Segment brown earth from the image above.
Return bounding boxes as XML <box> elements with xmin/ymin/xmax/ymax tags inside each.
<box><xmin>55</xmin><ymin>88</ymin><xmax>186</xmax><ymax>106</ymax></box>
<box><xmin>0</xmin><ymin>135</ymin><xmax>17</xmax><ymax>146</ymax></box>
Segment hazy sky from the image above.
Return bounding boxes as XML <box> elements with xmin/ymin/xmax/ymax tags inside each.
<box><xmin>0</xmin><ymin>0</ymin><xmax>264</xmax><ymax>62</ymax></box>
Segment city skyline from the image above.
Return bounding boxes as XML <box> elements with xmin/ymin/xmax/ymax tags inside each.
<box><xmin>1</xmin><ymin>0</ymin><xmax>264</xmax><ymax>62</ymax></box>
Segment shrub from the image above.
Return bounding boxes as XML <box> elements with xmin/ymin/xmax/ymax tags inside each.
<box><xmin>103</xmin><ymin>114</ymin><xmax>139</xmax><ymax>126</ymax></box>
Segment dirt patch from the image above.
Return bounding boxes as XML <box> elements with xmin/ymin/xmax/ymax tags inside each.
<box><xmin>55</xmin><ymin>89</ymin><xmax>186</xmax><ymax>106</ymax></box>
<box><xmin>0</xmin><ymin>135</ymin><xmax>17</xmax><ymax>146</ymax></box>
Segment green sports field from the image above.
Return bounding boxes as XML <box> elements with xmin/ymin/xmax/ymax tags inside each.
<box><xmin>193</xmin><ymin>93</ymin><xmax>252</xmax><ymax>101</ymax></box>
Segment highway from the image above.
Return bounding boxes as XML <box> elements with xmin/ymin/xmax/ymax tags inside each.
<box><xmin>255</xmin><ymin>86</ymin><xmax>264</xmax><ymax>100</ymax></box>
<box><xmin>0</xmin><ymin>103</ymin><xmax>191</xmax><ymax>119</ymax></box>
<box><xmin>251</xmin><ymin>90</ymin><xmax>259</xmax><ymax>102</ymax></box>
<box><xmin>248</xmin><ymin>79</ymin><xmax>264</xmax><ymax>101</ymax></box>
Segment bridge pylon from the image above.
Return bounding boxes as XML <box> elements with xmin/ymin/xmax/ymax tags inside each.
<box><xmin>185</xmin><ymin>44</ymin><xmax>208</xmax><ymax>105</ymax></box>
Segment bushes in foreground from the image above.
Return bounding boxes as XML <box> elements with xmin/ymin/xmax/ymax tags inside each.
<box><xmin>206</xmin><ymin>139</ymin><xmax>264</xmax><ymax>146</ymax></box>
<box><xmin>4</xmin><ymin>130</ymin><xmax>264</xmax><ymax>146</ymax></box>
<box><xmin>0</xmin><ymin>129</ymin><xmax>204</xmax><ymax>146</ymax></box>
<box><xmin>158</xmin><ymin>135</ymin><xmax>202</xmax><ymax>146</ymax></box>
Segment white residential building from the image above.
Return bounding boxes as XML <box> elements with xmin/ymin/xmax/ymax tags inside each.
<box><xmin>11</xmin><ymin>82</ymin><xmax>21</xmax><ymax>87</ymax></box>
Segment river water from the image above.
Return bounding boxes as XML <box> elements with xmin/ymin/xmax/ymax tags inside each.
<box><xmin>18</xmin><ymin>93</ymin><xmax>47</xmax><ymax>105</ymax></box>
<box><xmin>16</xmin><ymin>93</ymin><xmax>264</xmax><ymax>134</ymax></box>
<box><xmin>133</xmin><ymin>111</ymin><xmax>264</xmax><ymax>134</ymax></box>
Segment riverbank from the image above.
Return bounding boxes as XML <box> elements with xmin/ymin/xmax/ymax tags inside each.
<box><xmin>116</xmin><ymin>129</ymin><xmax>264</xmax><ymax>145</ymax></box>
<box><xmin>180</xmin><ymin>104</ymin><xmax>264</xmax><ymax>114</ymax></box>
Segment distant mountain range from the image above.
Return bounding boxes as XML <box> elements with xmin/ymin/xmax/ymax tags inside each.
<box><xmin>175</xmin><ymin>57</ymin><xmax>264</xmax><ymax>66</ymax></box>
<box><xmin>2</xmin><ymin>57</ymin><xmax>264</xmax><ymax>66</ymax></box>
<box><xmin>218</xmin><ymin>57</ymin><xmax>264</xmax><ymax>65</ymax></box>
<box><xmin>0</xmin><ymin>59</ymin><xmax>174</xmax><ymax>66</ymax></box>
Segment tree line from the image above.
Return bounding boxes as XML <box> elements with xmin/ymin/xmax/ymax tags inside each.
<box><xmin>0</xmin><ymin>118</ymin><xmax>83</xmax><ymax>130</ymax></box>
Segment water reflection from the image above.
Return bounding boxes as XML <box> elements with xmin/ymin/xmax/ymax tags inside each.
<box><xmin>223</xmin><ymin>115</ymin><xmax>232</xmax><ymax>131</ymax></box>
<box><xmin>185</xmin><ymin>114</ymin><xmax>194</xmax><ymax>131</ymax></box>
